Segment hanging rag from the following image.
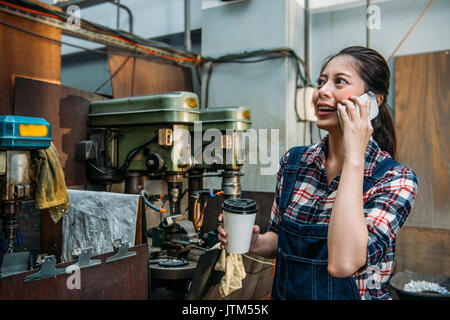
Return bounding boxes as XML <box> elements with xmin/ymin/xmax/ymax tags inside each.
<box><xmin>212</xmin><ymin>243</ymin><xmax>246</xmax><ymax>297</ymax></box>
<box><xmin>31</xmin><ymin>142</ymin><xmax>70</xmax><ymax>223</ymax></box>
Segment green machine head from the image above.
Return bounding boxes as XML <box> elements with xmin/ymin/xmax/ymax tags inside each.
<box><xmin>78</xmin><ymin>91</ymin><xmax>200</xmax><ymax>215</ymax></box>
<box><xmin>190</xmin><ymin>106</ymin><xmax>251</xmax><ymax>171</ymax></box>
<box><xmin>189</xmin><ymin>106</ymin><xmax>252</xmax><ymax>199</ymax></box>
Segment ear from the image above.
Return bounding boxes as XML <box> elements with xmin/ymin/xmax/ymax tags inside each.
<box><xmin>375</xmin><ymin>94</ymin><xmax>384</xmax><ymax>107</ymax></box>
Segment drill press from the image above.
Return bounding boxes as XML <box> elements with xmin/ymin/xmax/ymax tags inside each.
<box><xmin>188</xmin><ymin>106</ymin><xmax>252</xmax><ymax>238</ymax></box>
<box><xmin>190</xmin><ymin>106</ymin><xmax>251</xmax><ymax>198</ymax></box>
<box><xmin>78</xmin><ymin>92</ymin><xmax>202</xmax><ymax>299</ymax></box>
<box><xmin>0</xmin><ymin>116</ymin><xmax>51</xmax><ymax>254</ymax></box>
<box><xmin>79</xmin><ymin>91</ymin><xmax>199</xmax><ymax>216</ymax></box>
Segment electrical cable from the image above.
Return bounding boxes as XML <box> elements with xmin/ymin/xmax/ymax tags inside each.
<box><xmin>198</xmin><ymin>199</ymin><xmax>208</xmax><ymax>230</ymax></box>
<box><xmin>2</xmin><ymin>0</ymin><xmax>317</xmax><ymax>126</ymax></box>
<box><xmin>0</xmin><ymin>0</ymin><xmax>202</xmax><ymax>65</ymax></box>
<box><xmin>131</xmin><ymin>55</ymin><xmax>136</xmax><ymax>96</ymax></box>
<box><xmin>204</xmin><ymin>62</ymin><xmax>214</xmax><ymax>108</ymax></box>
<box><xmin>0</xmin><ymin>20</ymin><xmax>109</xmax><ymax>56</ymax></box>
<box><xmin>94</xmin><ymin>54</ymin><xmax>131</xmax><ymax>94</ymax></box>
<box><xmin>203</xmin><ymin>48</ymin><xmax>310</xmax><ymax>110</ymax></box>
<box><xmin>387</xmin><ymin>0</ymin><xmax>435</xmax><ymax>63</ymax></box>
<box><xmin>140</xmin><ymin>190</ymin><xmax>165</xmax><ymax>213</ymax></box>
<box><xmin>0</xmin><ymin>19</ymin><xmax>159</xmax><ymax>63</ymax></box>
<box><xmin>242</xmin><ymin>254</ymin><xmax>274</xmax><ymax>266</ymax></box>
<box><xmin>193</xmin><ymin>197</ymin><xmax>199</xmax><ymax>231</ymax></box>
<box><xmin>87</xmin><ymin>135</ymin><xmax>157</xmax><ymax>176</ymax></box>
<box><xmin>204</xmin><ymin>48</ymin><xmax>309</xmax><ymax>83</ymax></box>
<box><xmin>1</xmin><ymin>0</ymin><xmax>312</xmax><ymax>89</ymax></box>
<box><xmin>0</xmin><ymin>18</ymin><xmax>189</xmax><ymax>76</ymax></box>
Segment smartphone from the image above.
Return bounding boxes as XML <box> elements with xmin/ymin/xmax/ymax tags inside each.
<box><xmin>337</xmin><ymin>91</ymin><xmax>379</xmax><ymax>130</ymax></box>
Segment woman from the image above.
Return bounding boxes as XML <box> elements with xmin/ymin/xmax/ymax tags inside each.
<box><xmin>218</xmin><ymin>46</ymin><xmax>418</xmax><ymax>300</ymax></box>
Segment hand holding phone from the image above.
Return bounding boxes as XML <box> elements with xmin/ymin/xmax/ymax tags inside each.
<box><xmin>337</xmin><ymin>91</ymin><xmax>379</xmax><ymax>131</ymax></box>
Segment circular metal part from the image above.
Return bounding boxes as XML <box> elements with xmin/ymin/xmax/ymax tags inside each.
<box><xmin>221</xmin><ymin>170</ymin><xmax>241</xmax><ymax>198</ymax></box>
<box><xmin>161</xmin><ymin>216</ymin><xmax>174</xmax><ymax>228</ymax></box>
<box><xmin>1</xmin><ymin>201</ymin><xmax>21</xmax><ymax>215</ymax></box>
<box><xmin>149</xmin><ymin>260</ymin><xmax>197</xmax><ymax>280</ymax></box>
<box><xmin>146</xmin><ymin>153</ymin><xmax>165</xmax><ymax>172</ymax></box>
<box><xmin>177</xmin><ymin>156</ymin><xmax>194</xmax><ymax>170</ymax></box>
<box><xmin>169</xmin><ymin>188</ymin><xmax>180</xmax><ymax>201</ymax></box>
<box><xmin>124</xmin><ymin>171</ymin><xmax>147</xmax><ymax>194</ymax></box>
<box><xmin>2</xmin><ymin>217</ymin><xmax>19</xmax><ymax>242</ymax></box>
<box><xmin>165</xmin><ymin>174</ymin><xmax>183</xmax><ymax>183</ymax></box>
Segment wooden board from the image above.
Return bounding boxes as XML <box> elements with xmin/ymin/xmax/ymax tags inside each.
<box><xmin>13</xmin><ymin>77</ymin><xmax>108</xmax><ymax>187</ymax></box>
<box><xmin>0</xmin><ymin>11</ymin><xmax>61</xmax><ymax>114</ymax></box>
<box><xmin>0</xmin><ymin>244</ymin><xmax>148</xmax><ymax>299</ymax></box>
<box><xmin>394</xmin><ymin>50</ymin><xmax>450</xmax><ymax>229</ymax></box>
<box><xmin>107</xmin><ymin>50</ymin><xmax>194</xmax><ymax>98</ymax></box>
<box><xmin>395</xmin><ymin>226</ymin><xmax>450</xmax><ymax>276</ymax></box>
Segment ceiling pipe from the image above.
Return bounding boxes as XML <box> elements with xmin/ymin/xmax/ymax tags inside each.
<box><xmin>184</xmin><ymin>0</ymin><xmax>192</xmax><ymax>51</ymax></box>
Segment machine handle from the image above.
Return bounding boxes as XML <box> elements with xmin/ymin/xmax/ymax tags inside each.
<box><xmin>16</xmin><ymin>231</ymin><xmax>23</xmax><ymax>247</ymax></box>
<box><xmin>140</xmin><ymin>190</ymin><xmax>166</xmax><ymax>213</ymax></box>
<box><xmin>208</xmin><ymin>190</ymin><xmax>224</xmax><ymax>198</ymax></box>
<box><xmin>194</xmin><ymin>189</ymin><xmax>224</xmax><ymax>198</ymax></box>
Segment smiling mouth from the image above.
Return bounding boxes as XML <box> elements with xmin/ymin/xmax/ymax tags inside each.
<box><xmin>317</xmin><ymin>105</ymin><xmax>337</xmax><ymax>114</ymax></box>
<box><xmin>318</xmin><ymin>106</ymin><xmax>336</xmax><ymax>112</ymax></box>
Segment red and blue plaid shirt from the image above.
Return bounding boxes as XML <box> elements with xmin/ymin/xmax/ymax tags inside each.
<box><xmin>269</xmin><ymin>134</ymin><xmax>418</xmax><ymax>300</ymax></box>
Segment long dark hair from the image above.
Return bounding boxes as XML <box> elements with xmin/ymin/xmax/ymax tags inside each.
<box><xmin>320</xmin><ymin>46</ymin><xmax>397</xmax><ymax>160</ymax></box>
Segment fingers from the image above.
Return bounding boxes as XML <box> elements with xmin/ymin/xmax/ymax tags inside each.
<box><xmin>341</xmin><ymin>97</ymin><xmax>372</xmax><ymax>123</ymax></box>
<box><xmin>217</xmin><ymin>213</ymin><xmax>227</xmax><ymax>249</ymax></box>
<box><xmin>341</xmin><ymin>98</ymin><xmax>359</xmax><ymax>121</ymax></box>
<box><xmin>337</xmin><ymin>103</ymin><xmax>349</xmax><ymax>128</ymax></box>
<box><xmin>345</xmin><ymin>96</ymin><xmax>373</xmax><ymax>136</ymax></box>
<box><xmin>359</xmin><ymin>99</ymin><xmax>370</xmax><ymax>122</ymax></box>
<box><xmin>218</xmin><ymin>227</ymin><xmax>227</xmax><ymax>249</ymax></box>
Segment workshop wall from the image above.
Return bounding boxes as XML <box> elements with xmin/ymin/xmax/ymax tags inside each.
<box><xmin>0</xmin><ymin>11</ymin><xmax>61</xmax><ymax>114</ymax></box>
<box><xmin>310</xmin><ymin>0</ymin><xmax>450</xmax><ymax>114</ymax></box>
<box><xmin>32</xmin><ymin>0</ymin><xmax>449</xmax><ymax>276</ymax></box>
<box><xmin>392</xmin><ymin>50</ymin><xmax>450</xmax><ymax>276</ymax></box>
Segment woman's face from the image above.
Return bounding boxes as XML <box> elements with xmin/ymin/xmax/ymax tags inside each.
<box><xmin>312</xmin><ymin>55</ymin><xmax>366</xmax><ymax>132</ymax></box>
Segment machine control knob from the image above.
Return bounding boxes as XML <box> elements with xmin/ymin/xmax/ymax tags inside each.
<box><xmin>146</xmin><ymin>153</ymin><xmax>165</xmax><ymax>172</ymax></box>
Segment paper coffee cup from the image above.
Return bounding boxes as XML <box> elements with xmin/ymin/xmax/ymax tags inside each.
<box><xmin>221</xmin><ymin>198</ymin><xmax>258</xmax><ymax>254</ymax></box>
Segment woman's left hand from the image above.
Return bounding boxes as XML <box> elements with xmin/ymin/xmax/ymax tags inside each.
<box><xmin>337</xmin><ymin>96</ymin><xmax>374</xmax><ymax>164</ymax></box>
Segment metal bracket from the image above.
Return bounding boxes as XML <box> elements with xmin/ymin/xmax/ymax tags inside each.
<box><xmin>1</xmin><ymin>251</ymin><xmax>30</xmax><ymax>278</ymax></box>
<box><xmin>105</xmin><ymin>240</ymin><xmax>136</xmax><ymax>263</ymax></box>
<box><xmin>24</xmin><ymin>256</ymin><xmax>66</xmax><ymax>282</ymax></box>
<box><xmin>65</xmin><ymin>248</ymin><xmax>101</xmax><ymax>273</ymax></box>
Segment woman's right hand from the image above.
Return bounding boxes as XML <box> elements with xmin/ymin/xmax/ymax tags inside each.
<box><xmin>217</xmin><ymin>212</ymin><xmax>260</xmax><ymax>251</ymax></box>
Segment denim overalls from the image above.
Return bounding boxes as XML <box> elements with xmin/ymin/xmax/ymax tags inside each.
<box><xmin>271</xmin><ymin>146</ymin><xmax>399</xmax><ymax>300</ymax></box>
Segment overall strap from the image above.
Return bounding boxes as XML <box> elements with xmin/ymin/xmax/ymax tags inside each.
<box><xmin>279</xmin><ymin>146</ymin><xmax>307</xmax><ymax>212</ymax></box>
<box><xmin>363</xmin><ymin>157</ymin><xmax>400</xmax><ymax>194</ymax></box>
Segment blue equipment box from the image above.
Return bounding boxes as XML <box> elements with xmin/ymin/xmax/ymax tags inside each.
<box><xmin>0</xmin><ymin>115</ymin><xmax>52</xmax><ymax>150</ymax></box>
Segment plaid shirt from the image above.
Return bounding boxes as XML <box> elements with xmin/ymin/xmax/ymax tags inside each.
<box><xmin>269</xmin><ymin>135</ymin><xmax>418</xmax><ymax>300</ymax></box>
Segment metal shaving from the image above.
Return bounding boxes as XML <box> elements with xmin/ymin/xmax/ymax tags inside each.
<box><xmin>403</xmin><ymin>280</ymin><xmax>449</xmax><ymax>294</ymax></box>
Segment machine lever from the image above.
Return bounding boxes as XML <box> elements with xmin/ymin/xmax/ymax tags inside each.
<box><xmin>140</xmin><ymin>190</ymin><xmax>166</xmax><ymax>213</ymax></box>
<box><xmin>193</xmin><ymin>189</ymin><xmax>224</xmax><ymax>199</ymax></box>
<box><xmin>65</xmin><ymin>248</ymin><xmax>101</xmax><ymax>273</ymax></box>
<box><xmin>105</xmin><ymin>239</ymin><xmax>136</xmax><ymax>263</ymax></box>
<box><xmin>16</xmin><ymin>231</ymin><xmax>22</xmax><ymax>247</ymax></box>
<box><xmin>24</xmin><ymin>256</ymin><xmax>66</xmax><ymax>282</ymax></box>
